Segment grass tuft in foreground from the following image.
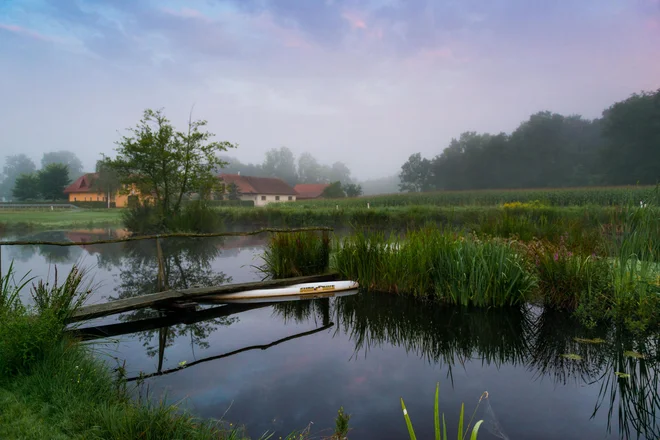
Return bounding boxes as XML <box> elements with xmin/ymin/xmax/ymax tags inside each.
<box><xmin>401</xmin><ymin>382</ymin><xmax>485</xmax><ymax>440</ymax></box>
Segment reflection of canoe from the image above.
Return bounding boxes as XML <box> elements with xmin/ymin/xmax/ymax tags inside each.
<box><xmin>203</xmin><ymin>281</ymin><xmax>359</xmax><ymax>304</ymax></box>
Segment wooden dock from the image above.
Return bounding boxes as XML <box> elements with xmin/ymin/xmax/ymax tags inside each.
<box><xmin>68</xmin><ymin>272</ymin><xmax>340</xmax><ymax>323</ymax></box>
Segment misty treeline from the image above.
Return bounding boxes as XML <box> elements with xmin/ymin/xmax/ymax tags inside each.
<box><xmin>220</xmin><ymin>147</ymin><xmax>400</xmax><ymax>196</ymax></box>
<box><xmin>219</xmin><ymin>147</ymin><xmax>352</xmax><ymax>187</ymax></box>
<box><xmin>399</xmin><ymin>89</ymin><xmax>660</xmax><ymax>192</ymax></box>
<box><xmin>0</xmin><ymin>150</ymin><xmax>85</xmax><ymax>201</ymax></box>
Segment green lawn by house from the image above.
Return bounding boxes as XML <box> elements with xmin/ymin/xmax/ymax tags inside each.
<box><xmin>0</xmin><ymin>209</ymin><xmax>124</xmax><ymax>232</ymax></box>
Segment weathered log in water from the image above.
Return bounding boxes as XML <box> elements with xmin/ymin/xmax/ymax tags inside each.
<box><xmin>69</xmin><ymin>302</ymin><xmax>275</xmax><ymax>341</ymax></box>
<box><xmin>124</xmin><ymin>323</ymin><xmax>334</xmax><ymax>382</ymax></box>
<box><xmin>68</xmin><ymin>272</ymin><xmax>339</xmax><ymax>323</ymax></box>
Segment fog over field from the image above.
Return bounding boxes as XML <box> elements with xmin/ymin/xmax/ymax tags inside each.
<box><xmin>1</xmin><ymin>0</ymin><xmax>659</xmax><ymax>185</ymax></box>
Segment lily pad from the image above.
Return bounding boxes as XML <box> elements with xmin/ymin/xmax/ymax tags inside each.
<box><xmin>561</xmin><ymin>353</ymin><xmax>583</xmax><ymax>361</ymax></box>
<box><xmin>623</xmin><ymin>351</ymin><xmax>644</xmax><ymax>359</ymax></box>
<box><xmin>615</xmin><ymin>372</ymin><xmax>631</xmax><ymax>379</ymax></box>
<box><xmin>574</xmin><ymin>337</ymin><xmax>606</xmax><ymax>344</ymax></box>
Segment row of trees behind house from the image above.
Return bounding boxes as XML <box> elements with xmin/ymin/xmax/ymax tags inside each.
<box><xmin>0</xmin><ymin>151</ymin><xmax>86</xmax><ymax>201</ymax></box>
<box><xmin>399</xmin><ymin>89</ymin><xmax>660</xmax><ymax>192</ymax></box>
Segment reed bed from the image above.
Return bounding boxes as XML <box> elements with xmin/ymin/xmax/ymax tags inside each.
<box><xmin>259</xmin><ymin>230</ymin><xmax>330</xmax><ymax>279</ymax></box>
<box><xmin>333</xmin><ymin>225</ymin><xmax>536</xmax><ymax>307</ymax></box>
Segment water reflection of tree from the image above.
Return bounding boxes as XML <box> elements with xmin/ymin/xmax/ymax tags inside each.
<box><xmin>109</xmin><ymin>237</ymin><xmax>236</xmax><ymax>369</ymax></box>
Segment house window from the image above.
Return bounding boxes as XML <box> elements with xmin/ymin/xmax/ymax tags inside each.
<box><xmin>288</xmin><ymin>196</ymin><xmax>292</xmax><ymax>201</ymax></box>
<box><xmin>261</xmin><ymin>196</ymin><xmax>266</xmax><ymax>201</ymax></box>
<box><xmin>275</xmin><ymin>196</ymin><xmax>280</xmax><ymax>201</ymax></box>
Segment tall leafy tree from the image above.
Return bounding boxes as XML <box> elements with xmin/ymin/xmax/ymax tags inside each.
<box><xmin>41</xmin><ymin>150</ymin><xmax>84</xmax><ymax>180</ymax></box>
<box><xmin>262</xmin><ymin>146</ymin><xmax>298</xmax><ymax>185</ymax></box>
<box><xmin>344</xmin><ymin>183</ymin><xmax>363</xmax><ymax>197</ymax></box>
<box><xmin>38</xmin><ymin>163</ymin><xmax>70</xmax><ymax>200</ymax></box>
<box><xmin>321</xmin><ymin>181</ymin><xmax>346</xmax><ymax>198</ymax></box>
<box><xmin>227</xmin><ymin>182</ymin><xmax>241</xmax><ymax>201</ymax></box>
<box><xmin>399</xmin><ymin>153</ymin><xmax>433</xmax><ymax>192</ymax></box>
<box><xmin>600</xmin><ymin>89</ymin><xmax>660</xmax><ymax>185</ymax></box>
<box><xmin>297</xmin><ymin>152</ymin><xmax>322</xmax><ymax>184</ymax></box>
<box><xmin>1</xmin><ymin>154</ymin><xmax>37</xmax><ymax>200</ymax></box>
<box><xmin>12</xmin><ymin>173</ymin><xmax>40</xmax><ymax>200</ymax></box>
<box><xmin>93</xmin><ymin>156</ymin><xmax>122</xmax><ymax>208</ymax></box>
<box><xmin>109</xmin><ymin>108</ymin><xmax>236</xmax><ymax>220</ymax></box>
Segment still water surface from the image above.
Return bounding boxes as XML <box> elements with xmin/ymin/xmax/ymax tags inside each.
<box><xmin>1</xmin><ymin>229</ymin><xmax>658</xmax><ymax>439</ymax></box>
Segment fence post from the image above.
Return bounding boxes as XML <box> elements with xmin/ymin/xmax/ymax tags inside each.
<box><xmin>0</xmin><ymin>244</ymin><xmax>2</xmax><ymax>280</ymax></box>
<box><xmin>155</xmin><ymin>236</ymin><xmax>167</xmax><ymax>291</ymax></box>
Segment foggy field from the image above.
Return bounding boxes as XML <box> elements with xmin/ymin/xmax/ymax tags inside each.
<box><xmin>0</xmin><ymin>209</ymin><xmax>123</xmax><ymax>231</ymax></box>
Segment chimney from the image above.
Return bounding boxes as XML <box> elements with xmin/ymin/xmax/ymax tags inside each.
<box><xmin>238</xmin><ymin>171</ymin><xmax>241</xmax><ymax>176</ymax></box>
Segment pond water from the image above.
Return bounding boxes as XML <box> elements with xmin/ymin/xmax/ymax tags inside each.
<box><xmin>1</xmin><ymin>229</ymin><xmax>659</xmax><ymax>439</ymax></box>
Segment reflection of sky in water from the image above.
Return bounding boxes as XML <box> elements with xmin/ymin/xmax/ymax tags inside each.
<box><xmin>1</xmin><ymin>230</ymin><xmax>657</xmax><ymax>439</ymax></box>
<box><xmin>102</xmin><ymin>305</ymin><xmax>621</xmax><ymax>440</ymax></box>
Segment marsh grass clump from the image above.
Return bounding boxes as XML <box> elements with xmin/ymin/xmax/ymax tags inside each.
<box><xmin>333</xmin><ymin>225</ymin><xmax>535</xmax><ymax>307</ymax></box>
<box><xmin>523</xmin><ymin>236</ymin><xmax>614</xmax><ymax>313</ymax></box>
<box><xmin>261</xmin><ymin>230</ymin><xmax>331</xmax><ymax>279</ymax></box>
<box><xmin>0</xmin><ymin>263</ymin><xmax>92</xmax><ymax>376</ymax></box>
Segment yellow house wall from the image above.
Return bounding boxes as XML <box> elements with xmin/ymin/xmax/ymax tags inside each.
<box><xmin>68</xmin><ymin>190</ymin><xmax>133</xmax><ymax>207</ymax></box>
<box><xmin>68</xmin><ymin>192</ymin><xmax>106</xmax><ymax>203</ymax></box>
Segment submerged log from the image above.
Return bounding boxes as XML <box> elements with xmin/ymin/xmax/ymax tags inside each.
<box><xmin>69</xmin><ymin>302</ymin><xmax>273</xmax><ymax>341</ymax></box>
<box><xmin>68</xmin><ymin>272</ymin><xmax>340</xmax><ymax>323</ymax></box>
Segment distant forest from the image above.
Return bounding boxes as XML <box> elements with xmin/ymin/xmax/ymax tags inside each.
<box><xmin>399</xmin><ymin>89</ymin><xmax>660</xmax><ymax>192</ymax></box>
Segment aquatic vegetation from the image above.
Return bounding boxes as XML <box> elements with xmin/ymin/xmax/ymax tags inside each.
<box><xmin>333</xmin><ymin>226</ymin><xmax>536</xmax><ymax>307</ymax></box>
<box><xmin>561</xmin><ymin>353</ymin><xmax>584</xmax><ymax>361</ymax></box>
<box><xmin>260</xmin><ymin>230</ymin><xmax>330</xmax><ymax>279</ymax></box>
<box><xmin>574</xmin><ymin>337</ymin><xmax>606</xmax><ymax>344</ymax></box>
<box><xmin>401</xmin><ymin>382</ymin><xmax>484</xmax><ymax>440</ymax></box>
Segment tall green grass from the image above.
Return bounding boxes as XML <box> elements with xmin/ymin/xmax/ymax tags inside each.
<box><xmin>333</xmin><ymin>226</ymin><xmax>535</xmax><ymax>307</ymax></box>
<box><xmin>401</xmin><ymin>383</ymin><xmax>484</xmax><ymax>440</ymax></box>
<box><xmin>260</xmin><ymin>230</ymin><xmax>330</xmax><ymax>279</ymax></box>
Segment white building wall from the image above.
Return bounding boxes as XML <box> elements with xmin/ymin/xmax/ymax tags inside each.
<box><xmin>242</xmin><ymin>194</ymin><xmax>297</xmax><ymax>207</ymax></box>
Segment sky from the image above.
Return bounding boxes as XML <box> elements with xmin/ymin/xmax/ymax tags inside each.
<box><xmin>1</xmin><ymin>0</ymin><xmax>659</xmax><ymax>180</ymax></box>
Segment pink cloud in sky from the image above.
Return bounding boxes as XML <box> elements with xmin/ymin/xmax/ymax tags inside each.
<box><xmin>342</xmin><ymin>11</ymin><xmax>368</xmax><ymax>29</ymax></box>
<box><xmin>161</xmin><ymin>7</ymin><xmax>212</xmax><ymax>23</ymax></box>
<box><xmin>252</xmin><ymin>12</ymin><xmax>313</xmax><ymax>49</ymax></box>
<box><xmin>646</xmin><ymin>18</ymin><xmax>659</xmax><ymax>30</ymax></box>
<box><xmin>0</xmin><ymin>23</ymin><xmax>57</xmax><ymax>42</ymax></box>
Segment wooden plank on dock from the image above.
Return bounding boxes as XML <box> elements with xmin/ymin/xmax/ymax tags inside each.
<box><xmin>68</xmin><ymin>272</ymin><xmax>340</xmax><ymax>323</ymax></box>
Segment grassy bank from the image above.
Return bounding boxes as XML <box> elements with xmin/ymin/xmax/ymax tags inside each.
<box><xmin>0</xmin><ymin>209</ymin><xmax>124</xmax><ymax>233</ymax></box>
<box><xmin>0</xmin><ymin>264</ymin><xmax>312</xmax><ymax>440</ymax></box>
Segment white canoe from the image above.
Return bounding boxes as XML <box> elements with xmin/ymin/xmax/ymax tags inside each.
<box><xmin>203</xmin><ymin>280</ymin><xmax>359</xmax><ymax>304</ymax></box>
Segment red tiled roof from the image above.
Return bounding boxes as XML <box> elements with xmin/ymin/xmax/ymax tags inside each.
<box><xmin>218</xmin><ymin>174</ymin><xmax>297</xmax><ymax>196</ymax></box>
<box><xmin>63</xmin><ymin>173</ymin><xmax>99</xmax><ymax>194</ymax></box>
<box><xmin>294</xmin><ymin>183</ymin><xmax>329</xmax><ymax>199</ymax></box>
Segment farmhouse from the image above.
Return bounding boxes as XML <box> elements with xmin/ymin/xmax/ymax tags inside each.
<box><xmin>294</xmin><ymin>183</ymin><xmax>330</xmax><ymax>200</ymax></box>
<box><xmin>217</xmin><ymin>174</ymin><xmax>297</xmax><ymax>207</ymax></box>
<box><xmin>63</xmin><ymin>173</ymin><xmax>140</xmax><ymax>208</ymax></box>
